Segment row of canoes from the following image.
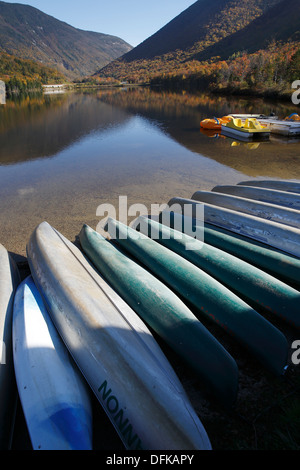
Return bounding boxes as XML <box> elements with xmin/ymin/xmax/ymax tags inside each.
<box><xmin>1</xmin><ymin>179</ymin><xmax>299</xmax><ymax>450</ymax></box>
<box><xmin>1</xmin><ymin>228</ymin><xmax>212</xmax><ymax>450</ymax></box>
<box><xmin>200</xmin><ymin>114</ymin><xmax>300</xmax><ymax>138</ymax></box>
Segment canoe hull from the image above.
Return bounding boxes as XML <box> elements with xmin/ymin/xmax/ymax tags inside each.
<box><xmin>191</xmin><ymin>190</ymin><xmax>300</xmax><ymax>229</ymax></box>
<box><xmin>237</xmin><ymin>180</ymin><xmax>300</xmax><ymax>194</ymax></box>
<box><xmin>159</xmin><ymin>210</ymin><xmax>300</xmax><ymax>290</ymax></box>
<box><xmin>13</xmin><ymin>276</ymin><xmax>93</xmax><ymax>450</ymax></box>
<box><xmin>211</xmin><ymin>185</ymin><xmax>300</xmax><ymax>211</ymax></box>
<box><xmin>26</xmin><ymin>221</ymin><xmax>212</xmax><ymax>450</ymax></box>
<box><xmin>136</xmin><ymin>216</ymin><xmax>300</xmax><ymax>330</ymax></box>
<box><xmin>79</xmin><ymin>224</ymin><xmax>239</xmax><ymax>407</ymax></box>
<box><xmin>167</xmin><ymin>196</ymin><xmax>300</xmax><ymax>258</ymax></box>
<box><xmin>0</xmin><ymin>244</ymin><xmax>20</xmax><ymax>449</ymax></box>
<box><xmin>105</xmin><ymin>218</ymin><xmax>289</xmax><ymax>377</ymax></box>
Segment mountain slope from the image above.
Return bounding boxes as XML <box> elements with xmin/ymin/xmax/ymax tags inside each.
<box><xmin>194</xmin><ymin>0</ymin><xmax>300</xmax><ymax>60</ymax></box>
<box><xmin>97</xmin><ymin>0</ymin><xmax>299</xmax><ymax>91</ymax></box>
<box><xmin>0</xmin><ymin>1</ymin><xmax>132</xmax><ymax>79</ymax></box>
<box><xmin>116</xmin><ymin>0</ymin><xmax>281</xmax><ymax>63</ymax></box>
<box><xmin>0</xmin><ymin>50</ymin><xmax>65</xmax><ymax>79</ymax></box>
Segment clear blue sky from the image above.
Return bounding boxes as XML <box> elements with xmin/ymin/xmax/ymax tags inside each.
<box><xmin>3</xmin><ymin>0</ymin><xmax>196</xmax><ymax>46</ymax></box>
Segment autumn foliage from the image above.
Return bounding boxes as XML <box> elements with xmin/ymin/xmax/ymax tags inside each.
<box><xmin>98</xmin><ymin>41</ymin><xmax>300</xmax><ymax>98</ymax></box>
<box><xmin>0</xmin><ymin>51</ymin><xmax>66</xmax><ymax>95</ymax></box>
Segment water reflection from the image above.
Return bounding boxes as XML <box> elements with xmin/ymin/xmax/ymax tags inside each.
<box><xmin>97</xmin><ymin>87</ymin><xmax>300</xmax><ymax>178</ymax></box>
<box><xmin>0</xmin><ymin>92</ymin><xmax>129</xmax><ymax>164</ymax></box>
<box><xmin>0</xmin><ymin>87</ymin><xmax>299</xmax><ymax>258</ymax></box>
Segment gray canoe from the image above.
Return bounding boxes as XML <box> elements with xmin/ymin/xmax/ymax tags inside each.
<box><xmin>167</xmin><ymin>197</ymin><xmax>300</xmax><ymax>258</ymax></box>
<box><xmin>237</xmin><ymin>180</ymin><xmax>300</xmax><ymax>194</ymax></box>
<box><xmin>211</xmin><ymin>185</ymin><xmax>300</xmax><ymax>211</ymax></box>
<box><xmin>26</xmin><ymin>221</ymin><xmax>212</xmax><ymax>450</ymax></box>
<box><xmin>191</xmin><ymin>190</ymin><xmax>300</xmax><ymax>229</ymax></box>
<box><xmin>0</xmin><ymin>244</ymin><xmax>20</xmax><ymax>449</ymax></box>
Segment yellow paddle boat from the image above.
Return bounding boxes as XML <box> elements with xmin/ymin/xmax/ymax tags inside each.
<box><xmin>221</xmin><ymin>118</ymin><xmax>270</xmax><ymax>139</ymax></box>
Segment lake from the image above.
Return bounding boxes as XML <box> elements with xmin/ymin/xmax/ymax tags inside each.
<box><xmin>1</xmin><ymin>87</ymin><xmax>300</xmax><ymax>260</ymax></box>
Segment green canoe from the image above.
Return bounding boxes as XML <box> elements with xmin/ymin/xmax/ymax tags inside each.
<box><xmin>104</xmin><ymin>218</ymin><xmax>289</xmax><ymax>377</ymax></box>
<box><xmin>135</xmin><ymin>216</ymin><xmax>300</xmax><ymax>330</ymax></box>
<box><xmin>79</xmin><ymin>224</ymin><xmax>238</xmax><ymax>407</ymax></box>
<box><xmin>159</xmin><ymin>211</ymin><xmax>300</xmax><ymax>290</ymax></box>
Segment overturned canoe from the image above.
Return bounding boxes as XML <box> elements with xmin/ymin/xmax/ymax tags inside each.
<box><xmin>13</xmin><ymin>276</ymin><xmax>93</xmax><ymax>450</ymax></box>
<box><xmin>0</xmin><ymin>244</ymin><xmax>20</xmax><ymax>449</ymax></box>
<box><xmin>159</xmin><ymin>211</ymin><xmax>300</xmax><ymax>290</ymax></box>
<box><xmin>191</xmin><ymin>190</ymin><xmax>300</xmax><ymax>229</ymax></box>
<box><xmin>26</xmin><ymin>221</ymin><xmax>212</xmax><ymax>450</ymax></box>
<box><xmin>105</xmin><ymin>218</ymin><xmax>289</xmax><ymax>376</ymax></box>
<box><xmin>135</xmin><ymin>216</ymin><xmax>300</xmax><ymax>330</ymax></box>
<box><xmin>167</xmin><ymin>196</ymin><xmax>300</xmax><ymax>258</ymax></box>
<box><xmin>211</xmin><ymin>185</ymin><xmax>300</xmax><ymax>211</ymax></box>
<box><xmin>79</xmin><ymin>224</ymin><xmax>239</xmax><ymax>407</ymax></box>
<box><xmin>237</xmin><ymin>180</ymin><xmax>300</xmax><ymax>195</ymax></box>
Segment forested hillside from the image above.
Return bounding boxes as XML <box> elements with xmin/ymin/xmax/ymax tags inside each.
<box><xmin>0</xmin><ymin>51</ymin><xmax>66</xmax><ymax>96</ymax></box>
<box><xmin>121</xmin><ymin>0</ymin><xmax>281</xmax><ymax>62</ymax></box>
<box><xmin>96</xmin><ymin>0</ymin><xmax>299</xmax><ymax>98</ymax></box>
<box><xmin>0</xmin><ymin>1</ymin><xmax>132</xmax><ymax>79</ymax></box>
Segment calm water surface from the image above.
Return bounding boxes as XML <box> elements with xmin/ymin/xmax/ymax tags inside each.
<box><xmin>1</xmin><ymin>87</ymin><xmax>300</xmax><ymax>258</ymax></box>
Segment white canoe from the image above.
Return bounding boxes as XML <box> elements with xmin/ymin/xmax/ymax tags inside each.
<box><xmin>167</xmin><ymin>197</ymin><xmax>300</xmax><ymax>258</ymax></box>
<box><xmin>0</xmin><ymin>244</ymin><xmax>20</xmax><ymax>449</ymax></box>
<box><xmin>237</xmin><ymin>180</ymin><xmax>300</xmax><ymax>194</ymax></box>
<box><xmin>211</xmin><ymin>185</ymin><xmax>300</xmax><ymax>211</ymax></box>
<box><xmin>191</xmin><ymin>190</ymin><xmax>300</xmax><ymax>229</ymax></box>
<box><xmin>13</xmin><ymin>276</ymin><xmax>93</xmax><ymax>450</ymax></box>
<box><xmin>26</xmin><ymin>221</ymin><xmax>212</xmax><ymax>450</ymax></box>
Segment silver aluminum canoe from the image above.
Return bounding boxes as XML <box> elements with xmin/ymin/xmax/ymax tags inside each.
<box><xmin>167</xmin><ymin>197</ymin><xmax>300</xmax><ymax>258</ymax></box>
<box><xmin>237</xmin><ymin>180</ymin><xmax>300</xmax><ymax>194</ymax></box>
<box><xmin>26</xmin><ymin>221</ymin><xmax>212</xmax><ymax>451</ymax></box>
<box><xmin>191</xmin><ymin>190</ymin><xmax>300</xmax><ymax>229</ymax></box>
<box><xmin>0</xmin><ymin>244</ymin><xmax>20</xmax><ymax>449</ymax></box>
<box><xmin>211</xmin><ymin>185</ymin><xmax>300</xmax><ymax>211</ymax></box>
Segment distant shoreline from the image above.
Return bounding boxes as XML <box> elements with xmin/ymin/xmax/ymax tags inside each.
<box><xmin>69</xmin><ymin>81</ymin><xmax>295</xmax><ymax>103</ymax></box>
